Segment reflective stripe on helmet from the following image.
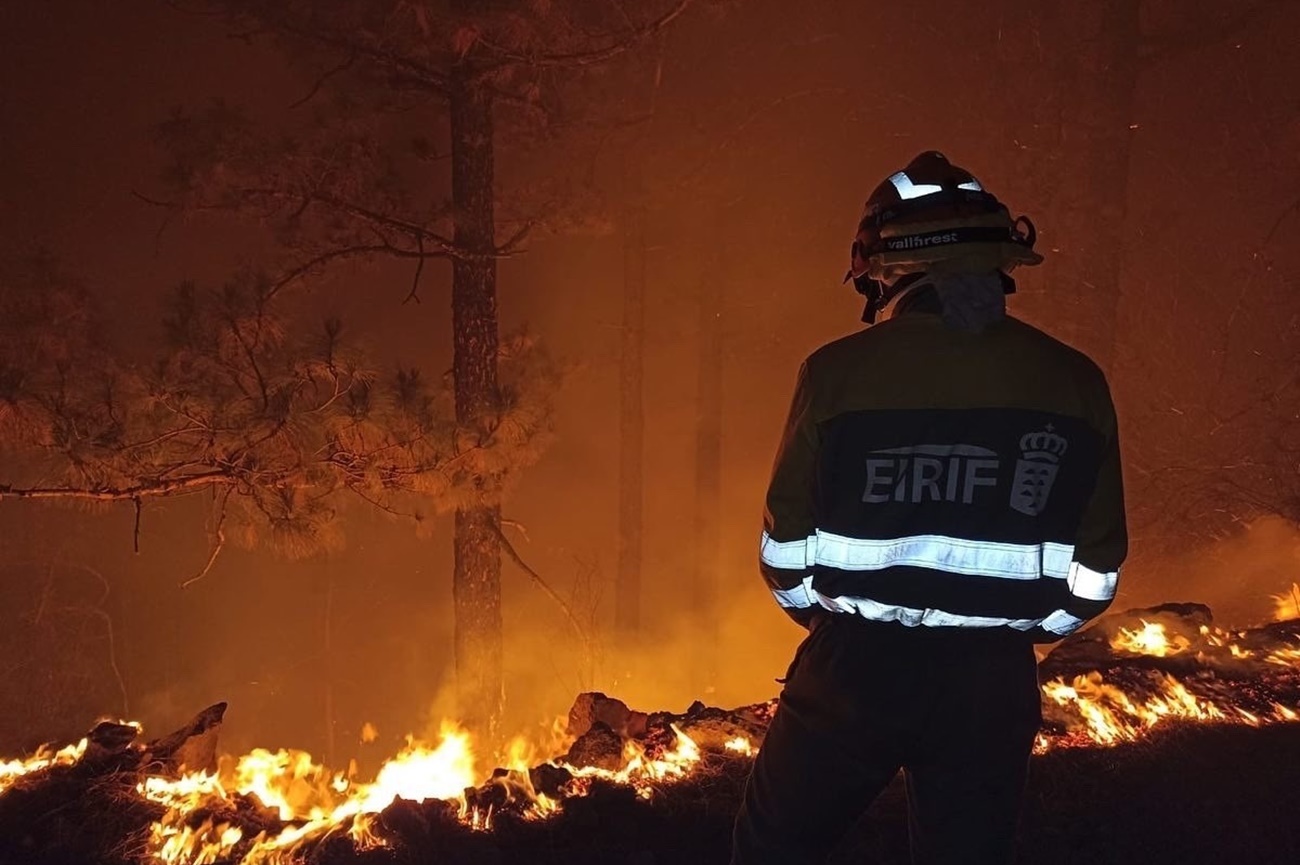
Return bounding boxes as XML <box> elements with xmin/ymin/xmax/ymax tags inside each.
<box><xmin>888</xmin><ymin>171</ymin><xmax>943</xmax><ymax>200</ymax></box>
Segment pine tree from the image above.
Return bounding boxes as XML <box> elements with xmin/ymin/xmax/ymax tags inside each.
<box><xmin>143</xmin><ymin>0</ymin><xmax>695</xmax><ymax>733</ymax></box>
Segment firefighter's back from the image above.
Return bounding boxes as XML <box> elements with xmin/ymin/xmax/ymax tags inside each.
<box><xmin>797</xmin><ymin>312</ymin><xmax>1119</xmax><ymax>636</ymax></box>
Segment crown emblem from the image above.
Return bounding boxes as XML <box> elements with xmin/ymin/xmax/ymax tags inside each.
<box><xmin>1019</xmin><ymin>428</ymin><xmax>1068</xmax><ymax>463</ymax></box>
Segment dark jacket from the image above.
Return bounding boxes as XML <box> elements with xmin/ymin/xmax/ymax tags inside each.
<box><xmin>760</xmin><ymin>306</ymin><xmax>1126</xmax><ymax>641</ymax></box>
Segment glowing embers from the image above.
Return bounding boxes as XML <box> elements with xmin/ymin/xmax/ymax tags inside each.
<box><xmin>567</xmin><ymin>724</ymin><xmax>700</xmax><ymax>792</ymax></box>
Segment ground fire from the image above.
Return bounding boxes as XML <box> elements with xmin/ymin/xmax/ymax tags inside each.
<box><xmin>1</xmin><ymin>602</ymin><xmax>1297</xmax><ymax>865</ymax></box>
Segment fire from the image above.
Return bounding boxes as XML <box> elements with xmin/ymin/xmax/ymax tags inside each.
<box><xmin>355</xmin><ymin>723</ymin><xmax>477</xmax><ymax>813</ymax></box>
<box><xmin>137</xmin><ymin>722</ymin><xmax>480</xmax><ymax>864</ymax></box>
<box><xmin>563</xmin><ymin>724</ymin><xmax>702</xmax><ymax>801</ymax></box>
<box><xmin>725</xmin><ymin>736</ymin><xmax>755</xmax><ymax>757</ymax></box>
<box><xmin>1042</xmin><ymin>672</ymin><xmax>1227</xmax><ymax>745</ymax></box>
<box><xmin>0</xmin><ymin>737</ymin><xmax>86</xmax><ymax>795</ymax></box>
<box><xmin>1110</xmin><ymin>620</ymin><xmax>1190</xmax><ymax>657</ymax></box>
<box><xmin>126</xmin><ymin>720</ymin><xmax>708</xmax><ymax>864</ymax></box>
<box><xmin>2</xmin><ymin>599</ymin><xmax>1298</xmax><ymax>864</ymax></box>
<box><xmin>1273</xmin><ymin>583</ymin><xmax>1300</xmax><ymax>622</ymax></box>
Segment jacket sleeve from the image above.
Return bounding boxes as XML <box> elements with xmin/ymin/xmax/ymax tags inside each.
<box><xmin>761</xmin><ymin>360</ymin><xmax>823</xmax><ymax>628</ymax></box>
<box><xmin>1037</xmin><ymin>377</ymin><xmax>1128</xmax><ymax>641</ymax></box>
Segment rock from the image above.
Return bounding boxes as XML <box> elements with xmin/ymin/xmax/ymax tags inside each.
<box><xmin>567</xmin><ymin>693</ymin><xmax>649</xmax><ymax>740</ymax></box>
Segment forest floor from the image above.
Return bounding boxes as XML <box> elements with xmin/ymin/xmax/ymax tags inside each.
<box><xmin>357</xmin><ymin>721</ymin><xmax>1300</xmax><ymax>865</ymax></box>
<box><xmin>6</xmin><ymin>720</ymin><xmax>1295</xmax><ymax>865</ymax></box>
<box><xmin>2</xmin><ymin>712</ymin><xmax>1300</xmax><ymax>863</ymax></box>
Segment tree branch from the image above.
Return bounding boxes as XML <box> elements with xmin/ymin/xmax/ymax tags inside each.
<box><xmin>492</xmin><ymin>521</ymin><xmax>590</xmax><ymax>646</ymax></box>
<box><xmin>495</xmin><ymin>221</ymin><xmax>534</xmax><ymax>256</ymax></box>
<box><xmin>247</xmin><ymin>12</ymin><xmax>450</xmax><ymax>94</ymax></box>
<box><xmin>0</xmin><ymin>471</ymin><xmax>237</xmax><ymax>502</ymax></box>
<box><xmin>475</xmin><ymin>0</ymin><xmax>693</xmax><ymax>73</ymax></box>
<box><xmin>74</xmin><ymin>564</ymin><xmax>130</xmax><ymax>717</ymax></box>
<box><xmin>1259</xmin><ymin>193</ymin><xmax>1300</xmax><ymax>255</ymax></box>
<box><xmin>403</xmin><ymin>235</ymin><xmax>426</xmax><ymax>304</ymax></box>
<box><xmin>180</xmin><ymin>496</ymin><xmax>228</xmax><ymax>590</ymax></box>
<box><xmin>288</xmin><ymin>50</ymin><xmax>358</xmax><ymax>110</ymax></box>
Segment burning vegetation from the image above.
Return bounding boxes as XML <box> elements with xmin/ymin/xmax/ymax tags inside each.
<box><xmin>1</xmin><ymin>602</ymin><xmax>1298</xmax><ymax>865</ymax></box>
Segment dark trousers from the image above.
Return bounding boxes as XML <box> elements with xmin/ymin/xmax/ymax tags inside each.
<box><xmin>731</xmin><ymin>616</ymin><xmax>1042</xmax><ymax>865</ymax></box>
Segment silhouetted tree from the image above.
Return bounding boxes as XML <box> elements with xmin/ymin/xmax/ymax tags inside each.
<box><xmin>146</xmin><ymin>0</ymin><xmax>696</xmax><ymax>732</ymax></box>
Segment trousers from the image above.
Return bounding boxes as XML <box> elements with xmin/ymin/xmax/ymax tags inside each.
<box><xmin>731</xmin><ymin>615</ymin><xmax>1042</xmax><ymax>865</ymax></box>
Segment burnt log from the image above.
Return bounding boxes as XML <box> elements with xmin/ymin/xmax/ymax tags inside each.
<box><xmin>82</xmin><ymin>720</ymin><xmax>140</xmax><ymax>767</ymax></box>
<box><xmin>529</xmin><ymin>762</ymin><xmax>574</xmax><ymax>798</ymax></box>
<box><xmin>144</xmin><ymin>701</ymin><xmax>227</xmax><ymax>774</ymax></box>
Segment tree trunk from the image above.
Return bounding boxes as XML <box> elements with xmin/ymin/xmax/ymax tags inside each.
<box><xmin>323</xmin><ymin>559</ymin><xmax>337</xmax><ymax>766</ymax></box>
<box><xmin>692</xmin><ymin>238</ymin><xmax>723</xmax><ymax>694</ymax></box>
<box><xmin>615</xmin><ymin>154</ymin><xmax>646</xmax><ymax>636</ymax></box>
<box><xmin>449</xmin><ymin>58</ymin><xmax>503</xmax><ymax>737</ymax></box>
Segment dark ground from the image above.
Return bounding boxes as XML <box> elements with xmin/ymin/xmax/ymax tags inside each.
<box><xmin>348</xmin><ymin>723</ymin><xmax>1300</xmax><ymax>865</ymax></box>
<box><xmin>3</xmin><ymin>722</ymin><xmax>1298</xmax><ymax>865</ymax></box>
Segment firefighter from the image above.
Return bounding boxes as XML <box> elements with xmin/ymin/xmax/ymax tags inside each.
<box><xmin>732</xmin><ymin>151</ymin><xmax>1127</xmax><ymax>865</ymax></box>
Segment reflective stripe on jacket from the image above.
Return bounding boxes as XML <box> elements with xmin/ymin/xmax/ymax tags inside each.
<box><xmin>761</xmin><ymin>310</ymin><xmax>1126</xmax><ymax>641</ymax></box>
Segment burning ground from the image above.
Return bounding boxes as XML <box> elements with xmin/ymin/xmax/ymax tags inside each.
<box><xmin>3</xmin><ymin>601</ymin><xmax>1299</xmax><ymax>865</ymax></box>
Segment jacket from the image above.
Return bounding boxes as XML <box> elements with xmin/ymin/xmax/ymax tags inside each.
<box><xmin>760</xmin><ymin>306</ymin><xmax>1127</xmax><ymax>641</ymax></box>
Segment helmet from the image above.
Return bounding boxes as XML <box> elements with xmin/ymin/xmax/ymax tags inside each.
<box><xmin>846</xmin><ymin>151</ymin><xmax>1043</xmax><ymax>322</ymax></box>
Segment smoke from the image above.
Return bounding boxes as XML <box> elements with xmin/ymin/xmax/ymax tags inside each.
<box><xmin>485</xmin><ymin>562</ymin><xmax>800</xmax><ymax>755</ymax></box>
<box><xmin>1133</xmin><ymin>515</ymin><xmax>1300</xmax><ymax>627</ymax></box>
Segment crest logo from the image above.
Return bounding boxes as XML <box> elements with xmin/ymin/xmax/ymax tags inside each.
<box><xmin>1010</xmin><ymin>426</ymin><xmax>1068</xmax><ymax>516</ymax></box>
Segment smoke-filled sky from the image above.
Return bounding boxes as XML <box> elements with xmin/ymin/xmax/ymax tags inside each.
<box><xmin>2</xmin><ymin>0</ymin><xmax>1299</xmax><ymax>759</ymax></box>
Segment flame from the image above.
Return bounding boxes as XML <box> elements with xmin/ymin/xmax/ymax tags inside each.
<box><xmin>1042</xmin><ymin>672</ymin><xmax>1226</xmax><ymax>745</ymax></box>
<box><xmin>0</xmin><ymin>738</ymin><xmax>87</xmax><ymax>795</ymax></box>
<box><xmin>2</xmin><ymin>601</ymin><xmax>1298</xmax><ymax>864</ymax></box>
<box><xmin>1110</xmin><ymin>620</ymin><xmax>1190</xmax><ymax>657</ymax></box>
<box><xmin>724</xmin><ymin>736</ymin><xmax>755</xmax><ymax>757</ymax></box>
<box><xmin>1273</xmin><ymin>583</ymin><xmax>1300</xmax><ymax>622</ymax></box>
<box><xmin>123</xmin><ymin>720</ymin><xmax>712</xmax><ymax>864</ymax></box>
<box><xmin>136</xmin><ymin>721</ymin><xmax>479</xmax><ymax>864</ymax></box>
<box><xmin>355</xmin><ymin>723</ymin><xmax>476</xmax><ymax>813</ymax></box>
<box><xmin>561</xmin><ymin>724</ymin><xmax>702</xmax><ymax>801</ymax></box>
